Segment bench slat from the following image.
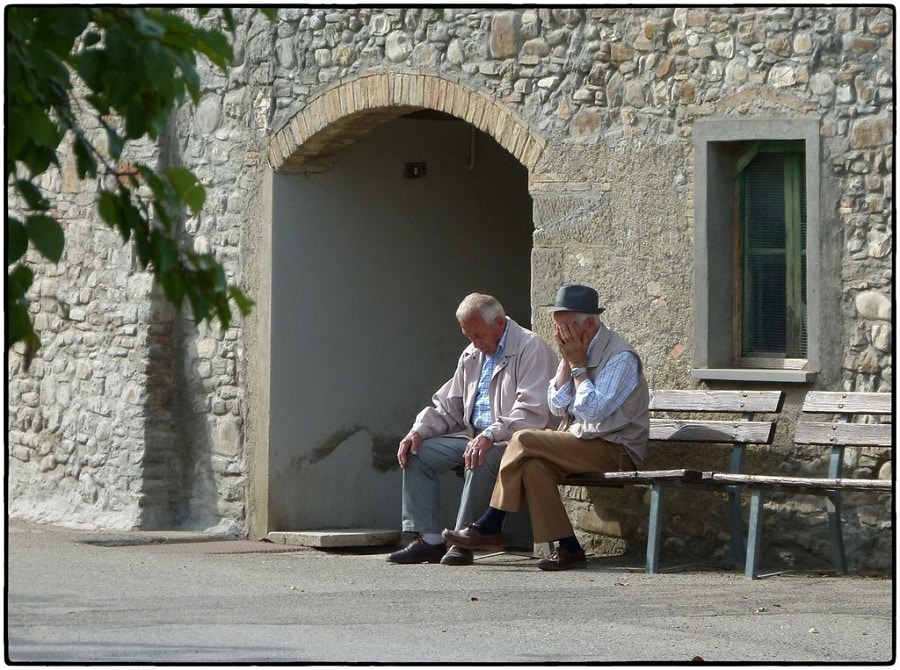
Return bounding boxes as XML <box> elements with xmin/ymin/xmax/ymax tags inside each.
<box><xmin>650</xmin><ymin>419</ymin><xmax>776</xmax><ymax>444</ymax></box>
<box><xmin>707</xmin><ymin>472</ymin><xmax>893</xmax><ymax>493</ymax></box>
<box><xmin>801</xmin><ymin>391</ymin><xmax>893</xmax><ymax>415</ymax></box>
<box><xmin>794</xmin><ymin>421</ymin><xmax>893</xmax><ymax>447</ymax></box>
<box><xmin>564</xmin><ymin>469</ymin><xmax>704</xmax><ymax>485</ymax></box>
<box><xmin>650</xmin><ymin>390</ymin><xmax>784</xmax><ymax>414</ymax></box>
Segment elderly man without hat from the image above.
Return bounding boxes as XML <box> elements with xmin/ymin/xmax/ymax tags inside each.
<box><xmin>442</xmin><ymin>284</ymin><xmax>650</xmax><ymax>570</ymax></box>
<box><xmin>388</xmin><ymin>292</ymin><xmax>558</xmax><ymax>566</ymax></box>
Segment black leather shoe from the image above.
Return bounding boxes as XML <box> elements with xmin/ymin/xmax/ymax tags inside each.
<box><xmin>386</xmin><ymin>537</ymin><xmax>447</xmax><ymax>564</ymax></box>
<box><xmin>537</xmin><ymin>546</ymin><xmax>587</xmax><ymax>571</ymax></box>
<box><xmin>440</xmin><ymin>546</ymin><xmax>473</xmax><ymax>566</ymax></box>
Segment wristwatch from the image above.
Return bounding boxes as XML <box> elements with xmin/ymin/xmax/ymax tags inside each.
<box><xmin>570</xmin><ymin>366</ymin><xmax>588</xmax><ymax>378</ymax></box>
<box><xmin>482</xmin><ymin>429</ymin><xmax>495</xmax><ymax>444</ymax></box>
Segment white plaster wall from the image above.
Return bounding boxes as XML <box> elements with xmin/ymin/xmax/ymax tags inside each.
<box><xmin>269</xmin><ymin>117</ymin><xmax>534</xmax><ymax>530</ymax></box>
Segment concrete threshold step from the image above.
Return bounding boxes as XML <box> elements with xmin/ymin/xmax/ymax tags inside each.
<box><xmin>267</xmin><ymin>529</ymin><xmax>401</xmax><ymax>548</ymax></box>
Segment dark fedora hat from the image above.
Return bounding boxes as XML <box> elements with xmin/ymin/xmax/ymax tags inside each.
<box><xmin>549</xmin><ymin>284</ymin><xmax>605</xmax><ymax>314</ymax></box>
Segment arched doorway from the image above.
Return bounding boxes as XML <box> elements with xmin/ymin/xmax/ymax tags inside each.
<box><xmin>256</xmin><ymin>73</ymin><xmax>545</xmax><ymax>535</ymax></box>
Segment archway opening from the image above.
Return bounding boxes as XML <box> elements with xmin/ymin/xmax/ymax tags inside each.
<box><xmin>267</xmin><ymin>111</ymin><xmax>534</xmax><ymax>532</ymax></box>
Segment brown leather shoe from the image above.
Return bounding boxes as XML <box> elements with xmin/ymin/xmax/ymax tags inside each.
<box><xmin>386</xmin><ymin>537</ymin><xmax>447</xmax><ymax>564</ymax></box>
<box><xmin>537</xmin><ymin>546</ymin><xmax>587</xmax><ymax>571</ymax></box>
<box><xmin>441</xmin><ymin>524</ymin><xmax>504</xmax><ymax>550</ymax></box>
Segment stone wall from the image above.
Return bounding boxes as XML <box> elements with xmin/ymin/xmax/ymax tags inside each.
<box><xmin>7</xmin><ymin>7</ymin><xmax>892</xmax><ymax>571</ymax></box>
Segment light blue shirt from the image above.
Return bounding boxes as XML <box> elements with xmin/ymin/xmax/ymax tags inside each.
<box><xmin>471</xmin><ymin>319</ymin><xmax>509</xmax><ymax>431</ymax></box>
<box><xmin>549</xmin><ymin>331</ymin><xmax>639</xmax><ymax>424</ymax></box>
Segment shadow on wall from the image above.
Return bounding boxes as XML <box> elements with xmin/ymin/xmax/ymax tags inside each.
<box><xmin>299</xmin><ymin>425</ymin><xmax>402</xmax><ymax>473</ymax></box>
<box><xmin>140</xmin><ymin>288</ymin><xmax>196</xmax><ymax>529</ymax></box>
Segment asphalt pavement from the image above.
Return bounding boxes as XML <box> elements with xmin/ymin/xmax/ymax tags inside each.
<box><xmin>5</xmin><ymin>519</ymin><xmax>894</xmax><ymax>664</ymax></box>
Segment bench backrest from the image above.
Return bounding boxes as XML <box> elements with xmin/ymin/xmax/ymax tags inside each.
<box><xmin>795</xmin><ymin>391</ymin><xmax>893</xmax><ymax>478</ymax></box>
<box><xmin>647</xmin><ymin>390</ymin><xmax>785</xmax><ymax>473</ymax></box>
<box><xmin>648</xmin><ymin>389</ymin><xmax>784</xmax><ymax>444</ymax></box>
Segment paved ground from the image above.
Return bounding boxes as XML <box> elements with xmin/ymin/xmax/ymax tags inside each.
<box><xmin>5</xmin><ymin>520</ymin><xmax>894</xmax><ymax>664</ymax></box>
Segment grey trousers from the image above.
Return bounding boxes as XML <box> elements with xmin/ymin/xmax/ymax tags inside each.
<box><xmin>401</xmin><ymin>435</ymin><xmax>505</xmax><ymax>534</ymax></box>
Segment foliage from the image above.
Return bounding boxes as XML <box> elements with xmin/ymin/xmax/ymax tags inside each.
<box><xmin>6</xmin><ymin>7</ymin><xmax>274</xmax><ymax>365</ymax></box>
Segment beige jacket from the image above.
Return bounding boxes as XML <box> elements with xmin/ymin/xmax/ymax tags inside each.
<box><xmin>411</xmin><ymin>318</ymin><xmax>558</xmax><ymax>443</ymax></box>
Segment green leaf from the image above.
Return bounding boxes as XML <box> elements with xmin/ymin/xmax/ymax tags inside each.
<box><xmin>185</xmin><ymin>283</ymin><xmax>209</xmax><ymax>322</ymax></box>
<box><xmin>125</xmin><ymin>205</ymin><xmax>151</xmax><ymax>266</ymax></box>
<box><xmin>102</xmin><ymin>121</ymin><xmax>125</xmax><ymax>160</ymax></box>
<box><xmin>6</xmin><ymin>6</ymin><xmax>261</xmax><ymax>354</ymax></box>
<box><xmin>132</xmin><ymin>11</ymin><xmax>166</xmax><ymax>37</ymax></box>
<box><xmin>9</xmin><ymin>105</ymin><xmax>62</xmax><ymax>176</ymax></box>
<box><xmin>72</xmin><ymin>49</ymin><xmax>106</xmax><ymax>97</ymax></box>
<box><xmin>5</xmin><ymin>107</ymin><xmax>30</xmax><ymax>166</ymax></box>
<box><xmin>33</xmin><ymin>8</ymin><xmax>91</xmax><ymax>56</ymax></box>
<box><xmin>229</xmin><ymin>286</ymin><xmax>255</xmax><ymax>316</ymax></box>
<box><xmin>158</xmin><ymin>270</ymin><xmax>186</xmax><ymax>311</ymax></box>
<box><xmin>27</xmin><ymin>44</ymin><xmax>72</xmax><ymax>89</ymax></box>
<box><xmin>166</xmin><ymin>167</ymin><xmax>206</xmax><ymax>213</ymax></box>
<box><xmin>153</xmin><ymin>233</ymin><xmax>180</xmax><ymax>274</ymax></box>
<box><xmin>24</xmin><ymin>214</ymin><xmax>65</xmax><ymax>263</ymax></box>
<box><xmin>7</xmin><ymin>218</ymin><xmax>28</xmax><ymax>265</ymax></box>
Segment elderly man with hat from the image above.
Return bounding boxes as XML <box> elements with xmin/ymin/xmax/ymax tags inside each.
<box><xmin>442</xmin><ymin>284</ymin><xmax>650</xmax><ymax>571</ymax></box>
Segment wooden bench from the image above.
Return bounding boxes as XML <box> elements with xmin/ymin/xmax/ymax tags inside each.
<box><xmin>706</xmin><ymin>391</ymin><xmax>892</xmax><ymax>579</ymax></box>
<box><xmin>560</xmin><ymin>389</ymin><xmax>785</xmax><ymax>576</ymax></box>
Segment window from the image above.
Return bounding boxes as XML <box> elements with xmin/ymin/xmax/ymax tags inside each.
<box><xmin>692</xmin><ymin>120</ymin><xmax>820</xmax><ymax>383</ymax></box>
<box><xmin>738</xmin><ymin>143</ymin><xmax>807</xmax><ymax>362</ymax></box>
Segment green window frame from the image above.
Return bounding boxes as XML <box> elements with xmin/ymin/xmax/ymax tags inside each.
<box><xmin>692</xmin><ymin>119</ymin><xmax>822</xmax><ymax>384</ymax></box>
<box><xmin>736</xmin><ymin>142</ymin><xmax>807</xmax><ymax>365</ymax></box>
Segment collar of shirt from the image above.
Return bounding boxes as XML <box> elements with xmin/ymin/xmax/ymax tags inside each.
<box><xmin>487</xmin><ymin>317</ymin><xmax>510</xmax><ymax>363</ymax></box>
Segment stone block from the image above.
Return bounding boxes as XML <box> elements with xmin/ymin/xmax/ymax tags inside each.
<box><xmin>490</xmin><ymin>11</ymin><xmax>521</xmax><ymax>60</ymax></box>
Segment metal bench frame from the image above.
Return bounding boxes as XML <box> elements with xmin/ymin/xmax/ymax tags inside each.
<box><xmin>559</xmin><ymin>389</ymin><xmax>785</xmax><ymax>576</ymax></box>
<box><xmin>732</xmin><ymin>391</ymin><xmax>892</xmax><ymax>579</ymax></box>
<box><xmin>562</xmin><ymin>390</ymin><xmax>892</xmax><ymax>580</ymax></box>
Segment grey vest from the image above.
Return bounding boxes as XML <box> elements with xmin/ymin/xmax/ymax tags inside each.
<box><xmin>568</xmin><ymin>326</ymin><xmax>650</xmax><ymax>466</ymax></box>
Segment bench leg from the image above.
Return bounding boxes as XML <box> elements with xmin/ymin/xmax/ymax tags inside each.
<box><xmin>646</xmin><ymin>483</ymin><xmax>664</xmax><ymax>574</ymax></box>
<box><xmin>826</xmin><ymin>491</ymin><xmax>848</xmax><ymax>575</ymax></box>
<box><xmin>744</xmin><ymin>487</ymin><xmax>764</xmax><ymax>580</ymax></box>
<box><xmin>728</xmin><ymin>485</ymin><xmax>746</xmax><ymax>570</ymax></box>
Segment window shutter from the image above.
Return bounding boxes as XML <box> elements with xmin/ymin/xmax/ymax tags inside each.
<box><xmin>738</xmin><ymin>147</ymin><xmax>807</xmax><ymax>359</ymax></box>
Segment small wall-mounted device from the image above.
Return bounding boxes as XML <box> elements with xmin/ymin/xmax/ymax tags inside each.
<box><xmin>405</xmin><ymin>162</ymin><xmax>427</xmax><ymax>179</ymax></box>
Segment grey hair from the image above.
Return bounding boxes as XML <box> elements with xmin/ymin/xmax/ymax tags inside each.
<box><xmin>456</xmin><ymin>293</ymin><xmax>505</xmax><ymax>322</ymax></box>
<box><xmin>571</xmin><ymin>313</ymin><xmax>600</xmax><ymax>326</ymax></box>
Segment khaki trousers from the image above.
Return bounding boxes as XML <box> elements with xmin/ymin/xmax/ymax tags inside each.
<box><xmin>489</xmin><ymin>429</ymin><xmax>636</xmax><ymax>543</ymax></box>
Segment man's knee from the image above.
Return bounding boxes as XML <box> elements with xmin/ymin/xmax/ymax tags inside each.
<box><xmin>521</xmin><ymin>456</ymin><xmax>558</xmax><ymax>484</ymax></box>
<box><xmin>509</xmin><ymin>428</ymin><xmax>553</xmax><ymax>453</ymax></box>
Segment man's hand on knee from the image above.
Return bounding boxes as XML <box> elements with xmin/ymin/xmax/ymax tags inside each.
<box><xmin>464</xmin><ymin>434</ymin><xmax>493</xmax><ymax>470</ymax></box>
<box><xmin>397</xmin><ymin>431</ymin><xmax>422</xmax><ymax>468</ymax></box>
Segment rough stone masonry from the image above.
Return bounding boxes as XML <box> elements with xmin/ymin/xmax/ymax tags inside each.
<box><xmin>7</xmin><ymin>7</ymin><xmax>892</xmax><ymax>572</ymax></box>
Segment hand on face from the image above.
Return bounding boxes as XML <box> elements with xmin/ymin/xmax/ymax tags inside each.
<box><xmin>553</xmin><ymin>320</ymin><xmax>591</xmax><ymax>366</ymax></box>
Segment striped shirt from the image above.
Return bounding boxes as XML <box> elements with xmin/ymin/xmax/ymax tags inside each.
<box><xmin>470</xmin><ymin>321</ymin><xmax>509</xmax><ymax>430</ymax></box>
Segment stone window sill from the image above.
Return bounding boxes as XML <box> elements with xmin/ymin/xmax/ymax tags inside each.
<box><xmin>690</xmin><ymin>368</ymin><xmax>817</xmax><ymax>383</ymax></box>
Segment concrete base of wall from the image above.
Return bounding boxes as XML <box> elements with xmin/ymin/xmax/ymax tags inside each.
<box><xmin>268</xmin><ymin>529</ymin><xmax>401</xmax><ymax>548</ymax></box>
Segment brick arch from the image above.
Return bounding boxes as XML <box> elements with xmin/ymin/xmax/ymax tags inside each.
<box><xmin>268</xmin><ymin>70</ymin><xmax>545</xmax><ymax>172</ymax></box>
